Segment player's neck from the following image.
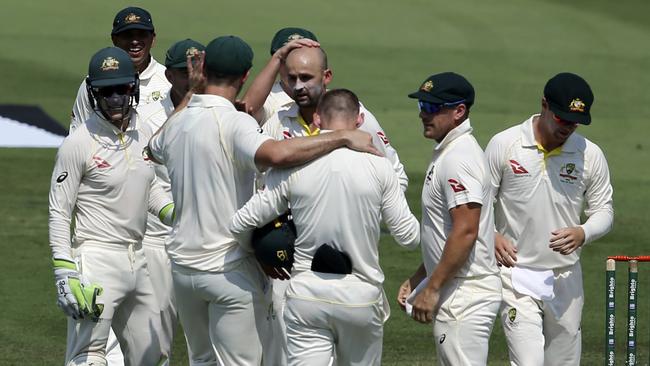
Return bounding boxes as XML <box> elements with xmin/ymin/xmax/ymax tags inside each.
<box><xmin>136</xmin><ymin>55</ymin><xmax>151</xmax><ymax>74</ymax></box>
<box><xmin>299</xmin><ymin>107</ymin><xmax>316</xmax><ymax>127</ymax></box>
<box><xmin>204</xmin><ymin>84</ymin><xmax>239</xmax><ymax>104</ymax></box>
<box><xmin>533</xmin><ymin>115</ymin><xmax>562</xmax><ymax>151</ymax></box>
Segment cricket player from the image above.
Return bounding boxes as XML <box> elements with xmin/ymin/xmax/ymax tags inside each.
<box><xmin>147</xmin><ymin>35</ymin><xmax>380</xmax><ymax>366</ymax></box>
<box><xmin>397</xmin><ymin>72</ymin><xmax>502</xmax><ymax>365</ymax></box>
<box><xmin>486</xmin><ymin>72</ymin><xmax>614</xmax><ymax>366</ymax></box>
<box><xmin>49</xmin><ymin>47</ymin><xmax>173</xmax><ymax>366</ymax></box>
<box><xmin>241</xmin><ymin>27</ymin><xmax>319</xmax><ymax>125</ymax></box>
<box><xmin>230</xmin><ymin>88</ymin><xmax>420</xmax><ymax>366</ymax></box>
<box><xmin>70</xmin><ymin>6</ymin><xmax>170</xmax><ymax>132</ymax></box>
<box><xmin>135</xmin><ymin>38</ymin><xmax>206</xmax><ymax>365</ymax></box>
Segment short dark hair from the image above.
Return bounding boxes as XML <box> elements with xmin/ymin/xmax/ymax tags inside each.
<box><xmin>205</xmin><ymin>68</ymin><xmax>244</xmax><ymax>86</ymax></box>
<box><xmin>316</xmin><ymin>88</ymin><xmax>360</xmax><ymax>123</ymax></box>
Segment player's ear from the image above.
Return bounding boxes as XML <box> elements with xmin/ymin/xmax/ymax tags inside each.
<box><xmin>111</xmin><ymin>35</ymin><xmax>118</xmax><ymax>47</ymax></box>
<box><xmin>165</xmin><ymin>69</ymin><xmax>173</xmax><ymax>84</ymax></box>
<box><xmin>356</xmin><ymin>112</ymin><xmax>364</xmax><ymax>128</ymax></box>
<box><xmin>241</xmin><ymin>69</ymin><xmax>251</xmax><ymax>84</ymax></box>
<box><xmin>323</xmin><ymin>69</ymin><xmax>333</xmax><ymax>86</ymax></box>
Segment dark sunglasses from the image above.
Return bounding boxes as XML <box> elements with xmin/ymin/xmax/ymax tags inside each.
<box><xmin>94</xmin><ymin>84</ymin><xmax>134</xmax><ymax>98</ymax></box>
<box><xmin>418</xmin><ymin>99</ymin><xmax>465</xmax><ymax>114</ymax></box>
<box><xmin>552</xmin><ymin>114</ymin><xmax>578</xmax><ymax>127</ymax></box>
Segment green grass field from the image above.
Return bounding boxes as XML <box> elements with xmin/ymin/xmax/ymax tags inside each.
<box><xmin>2</xmin><ymin>0</ymin><xmax>650</xmax><ymax>364</ymax></box>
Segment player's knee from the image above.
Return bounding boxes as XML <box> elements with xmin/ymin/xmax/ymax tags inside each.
<box><xmin>67</xmin><ymin>353</ymin><xmax>107</xmax><ymax>366</ymax></box>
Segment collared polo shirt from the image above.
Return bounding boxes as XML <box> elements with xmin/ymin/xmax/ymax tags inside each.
<box><xmin>231</xmin><ymin>137</ymin><xmax>420</xmax><ymax>286</ymax></box>
<box><xmin>149</xmin><ymin>94</ymin><xmax>272</xmax><ymax>272</ymax></box>
<box><xmin>485</xmin><ymin>115</ymin><xmax>614</xmax><ymax>269</ymax></box>
<box><xmin>49</xmin><ymin>111</ymin><xmax>172</xmax><ymax>259</ymax></box>
<box><xmin>420</xmin><ymin>119</ymin><xmax>498</xmax><ymax>278</ymax></box>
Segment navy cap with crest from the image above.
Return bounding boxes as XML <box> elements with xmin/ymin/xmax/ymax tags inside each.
<box><xmin>270</xmin><ymin>27</ymin><xmax>318</xmax><ymax>55</ymax></box>
<box><xmin>165</xmin><ymin>39</ymin><xmax>205</xmax><ymax>69</ymax></box>
<box><xmin>87</xmin><ymin>47</ymin><xmax>136</xmax><ymax>87</ymax></box>
<box><xmin>111</xmin><ymin>7</ymin><xmax>154</xmax><ymax>35</ymax></box>
<box><xmin>544</xmin><ymin>72</ymin><xmax>593</xmax><ymax>125</ymax></box>
<box><xmin>408</xmin><ymin>72</ymin><xmax>475</xmax><ymax>107</ymax></box>
<box><xmin>204</xmin><ymin>35</ymin><xmax>253</xmax><ymax>76</ymax></box>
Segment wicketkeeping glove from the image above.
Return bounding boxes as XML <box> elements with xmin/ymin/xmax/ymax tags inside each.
<box><xmin>53</xmin><ymin>256</ymin><xmax>104</xmax><ymax>320</ymax></box>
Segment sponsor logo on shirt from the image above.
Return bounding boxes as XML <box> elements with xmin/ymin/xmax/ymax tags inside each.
<box><xmin>282</xmin><ymin>130</ymin><xmax>293</xmax><ymax>139</ymax></box>
<box><xmin>447</xmin><ymin>179</ymin><xmax>466</xmax><ymax>193</ymax></box>
<box><xmin>439</xmin><ymin>334</ymin><xmax>446</xmax><ymax>344</ymax></box>
<box><xmin>56</xmin><ymin>171</ymin><xmax>68</xmax><ymax>183</ymax></box>
<box><xmin>376</xmin><ymin>131</ymin><xmax>390</xmax><ymax>145</ymax></box>
<box><xmin>559</xmin><ymin>162</ymin><xmax>578</xmax><ymax>184</ymax></box>
<box><xmin>509</xmin><ymin>159</ymin><xmax>529</xmax><ymax>175</ymax></box>
<box><xmin>92</xmin><ymin>156</ymin><xmax>111</xmax><ymax>169</ymax></box>
<box><xmin>425</xmin><ymin>167</ymin><xmax>434</xmax><ymax>185</ymax></box>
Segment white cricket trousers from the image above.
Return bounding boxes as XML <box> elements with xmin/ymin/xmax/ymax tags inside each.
<box><xmin>263</xmin><ymin>278</ymin><xmax>290</xmax><ymax>366</ymax></box>
<box><xmin>64</xmin><ymin>242</ymin><xmax>165</xmax><ymax>366</ymax></box>
<box><xmin>171</xmin><ymin>256</ymin><xmax>271</xmax><ymax>366</ymax></box>
<box><xmin>102</xmin><ymin>241</ymin><xmax>176</xmax><ymax>366</ymax></box>
<box><xmin>433</xmin><ymin>273</ymin><xmax>502</xmax><ymax>366</ymax></box>
<box><xmin>284</xmin><ymin>271</ymin><xmax>386</xmax><ymax>366</ymax></box>
<box><xmin>499</xmin><ymin>263</ymin><xmax>583</xmax><ymax>366</ymax></box>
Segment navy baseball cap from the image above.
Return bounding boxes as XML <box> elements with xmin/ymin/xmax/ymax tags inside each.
<box><xmin>111</xmin><ymin>7</ymin><xmax>154</xmax><ymax>35</ymax></box>
<box><xmin>165</xmin><ymin>39</ymin><xmax>205</xmax><ymax>69</ymax></box>
<box><xmin>204</xmin><ymin>35</ymin><xmax>253</xmax><ymax>76</ymax></box>
<box><xmin>544</xmin><ymin>72</ymin><xmax>593</xmax><ymax>125</ymax></box>
<box><xmin>270</xmin><ymin>27</ymin><xmax>318</xmax><ymax>55</ymax></box>
<box><xmin>408</xmin><ymin>72</ymin><xmax>475</xmax><ymax>107</ymax></box>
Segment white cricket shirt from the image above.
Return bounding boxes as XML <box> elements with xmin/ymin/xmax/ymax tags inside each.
<box><xmin>49</xmin><ymin>111</ymin><xmax>173</xmax><ymax>259</ymax></box>
<box><xmin>230</xmin><ymin>140</ymin><xmax>420</xmax><ymax>286</ymax></box>
<box><xmin>485</xmin><ymin>115</ymin><xmax>614</xmax><ymax>269</ymax></box>
<box><xmin>259</xmin><ymin>81</ymin><xmax>294</xmax><ymax>125</ymax></box>
<box><xmin>70</xmin><ymin>57</ymin><xmax>171</xmax><ymax>132</ymax></box>
<box><xmin>263</xmin><ymin>102</ymin><xmax>409</xmax><ymax>191</ymax></box>
<box><xmin>138</xmin><ymin>93</ymin><xmax>175</xmax><ymax>246</ymax></box>
<box><xmin>420</xmin><ymin>119</ymin><xmax>498</xmax><ymax>278</ymax></box>
<box><xmin>148</xmin><ymin>94</ymin><xmax>272</xmax><ymax>272</ymax></box>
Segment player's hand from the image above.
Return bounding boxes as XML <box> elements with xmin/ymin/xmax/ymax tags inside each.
<box><xmin>259</xmin><ymin>262</ymin><xmax>291</xmax><ymax>281</ymax></box>
<box><xmin>187</xmin><ymin>51</ymin><xmax>206</xmax><ymax>94</ymax></box>
<box><xmin>341</xmin><ymin>130</ymin><xmax>383</xmax><ymax>157</ymax></box>
<box><xmin>549</xmin><ymin>227</ymin><xmax>585</xmax><ymax>255</ymax></box>
<box><xmin>234</xmin><ymin>99</ymin><xmax>253</xmax><ymax>114</ymax></box>
<box><xmin>397</xmin><ymin>278</ymin><xmax>412</xmax><ymax>311</ymax></box>
<box><xmin>274</xmin><ymin>38</ymin><xmax>320</xmax><ymax>62</ymax></box>
<box><xmin>411</xmin><ymin>286</ymin><xmax>439</xmax><ymax>324</ymax></box>
<box><xmin>495</xmin><ymin>232</ymin><xmax>517</xmax><ymax>267</ymax></box>
<box><xmin>53</xmin><ymin>257</ymin><xmax>104</xmax><ymax>320</ymax></box>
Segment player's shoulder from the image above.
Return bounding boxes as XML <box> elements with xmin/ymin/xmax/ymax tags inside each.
<box><xmin>488</xmin><ymin>122</ymin><xmax>522</xmax><ymax>146</ymax></box>
<box><xmin>442</xmin><ymin>135</ymin><xmax>485</xmax><ymax>167</ymax></box>
<box><xmin>58</xmin><ymin>121</ymin><xmax>92</xmax><ymax>155</ymax></box>
<box><xmin>568</xmin><ymin>131</ymin><xmax>606</xmax><ymax>158</ymax></box>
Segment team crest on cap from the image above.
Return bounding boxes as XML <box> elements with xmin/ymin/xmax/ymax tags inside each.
<box><xmin>287</xmin><ymin>33</ymin><xmax>305</xmax><ymax>42</ymax></box>
<box><xmin>569</xmin><ymin>98</ymin><xmax>586</xmax><ymax>112</ymax></box>
<box><xmin>100</xmin><ymin>57</ymin><xmax>120</xmax><ymax>71</ymax></box>
<box><xmin>124</xmin><ymin>13</ymin><xmax>141</xmax><ymax>24</ymax></box>
<box><xmin>185</xmin><ymin>47</ymin><xmax>200</xmax><ymax>58</ymax></box>
<box><xmin>421</xmin><ymin>80</ymin><xmax>434</xmax><ymax>92</ymax></box>
<box><xmin>277</xmin><ymin>250</ymin><xmax>288</xmax><ymax>262</ymax></box>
